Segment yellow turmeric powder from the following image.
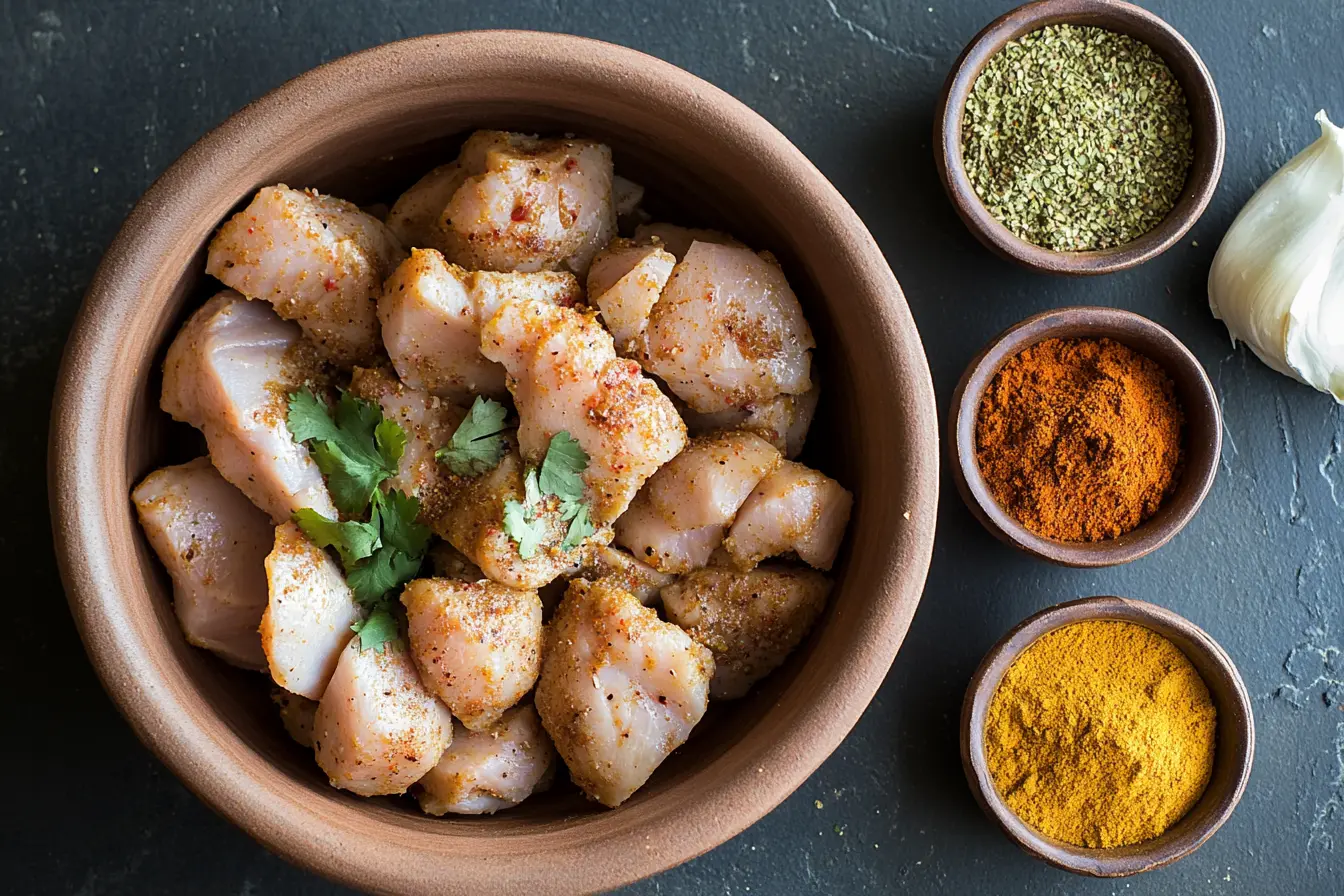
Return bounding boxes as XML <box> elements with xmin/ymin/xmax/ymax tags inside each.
<box><xmin>984</xmin><ymin>620</ymin><xmax>1217</xmax><ymax>848</ymax></box>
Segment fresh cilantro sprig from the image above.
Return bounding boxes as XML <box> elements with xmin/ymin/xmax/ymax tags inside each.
<box><xmin>287</xmin><ymin>389</ymin><xmax>430</xmax><ymax>653</ymax></box>
<box><xmin>287</xmin><ymin>388</ymin><xmax>405</xmax><ymax>515</ymax></box>
<box><xmin>435</xmin><ymin>396</ymin><xmax>510</xmax><ymax>476</ymax></box>
<box><xmin>501</xmin><ymin>431</ymin><xmax>596</xmax><ymax>557</ymax></box>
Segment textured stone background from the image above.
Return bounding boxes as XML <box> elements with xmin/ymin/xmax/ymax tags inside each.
<box><xmin>5</xmin><ymin>1</ymin><xmax>1343</xmax><ymax>893</ymax></box>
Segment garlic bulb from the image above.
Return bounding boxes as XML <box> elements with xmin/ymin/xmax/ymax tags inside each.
<box><xmin>1209</xmin><ymin>111</ymin><xmax>1344</xmax><ymax>403</ymax></box>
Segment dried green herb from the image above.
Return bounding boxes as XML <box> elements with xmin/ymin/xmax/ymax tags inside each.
<box><xmin>962</xmin><ymin>24</ymin><xmax>1194</xmax><ymax>252</ymax></box>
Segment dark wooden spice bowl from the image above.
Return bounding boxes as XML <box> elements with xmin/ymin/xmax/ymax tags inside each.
<box><xmin>961</xmin><ymin>596</ymin><xmax>1255</xmax><ymax>876</ymax></box>
<box><xmin>934</xmin><ymin>0</ymin><xmax>1225</xmax><ymax>275</ymax></box>
<box><xmin>949</xmin><ymin>306</ymin><xmax>1221</xmax><ymax>567</ymax></box>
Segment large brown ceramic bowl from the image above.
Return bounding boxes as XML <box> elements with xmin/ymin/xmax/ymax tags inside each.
<box><xmin>48</xmin><ymin>32</ymin><xmax>939</xmax><ymax>895</ymax></box>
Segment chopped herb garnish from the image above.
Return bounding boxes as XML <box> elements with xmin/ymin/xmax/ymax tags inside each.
<box><xmin>286</xmin><ymin>387</ymin><xmax>404</xmax><ymax>515</ymax></box>
<box><xmin>538</xmin><ymin>431</ymin><xmax>588</xmax><ymax>502</ymax></box>
<box><xmin>287</xmin><ymin>389</ymin><xmax>429</xmax><ymax>652</ymax></box>
<box><xmin>501</xmin><ymin>430</ymin><xmax>596</xmax><ymax>557</ymax></box>
<box><xmin>435</xmin><ymin>396</ymin><xmax>510</xmax><ymax>476</ymax></box>
<box><xmin>291</xmin><ymin>508</ymin><xmax>380</xmax><ymax>568</ymax></box>
<box><xmin>349</xmin><ymin>601</ymin><xmax>401</xmax><ymax>653</ymax></box>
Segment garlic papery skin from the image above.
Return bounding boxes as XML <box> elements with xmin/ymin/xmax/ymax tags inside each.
<box><xmin>1209</xmin><ymin>110</ymin><xmax>1344</xmax><ymax>403</ymax></box>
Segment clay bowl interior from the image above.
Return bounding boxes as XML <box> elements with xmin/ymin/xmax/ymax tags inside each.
<box><xmin>961</xmin><ymin>596</ymin><xmax>1255</xmax><ymax>876</ymax></box>
<box><xmin>48</xmin><ymin>32</ymin><xmax>939</xmax><ymax>895</ymax></box>
<box><xmin>949</xmin><ymin>306</ymin><xmax>1221</xmax><ymax>567</ymax></box>
<box><xmin>934</xmin><ymin>0</ymin><xmax>1225</xmax><ymax>275</ymax></box>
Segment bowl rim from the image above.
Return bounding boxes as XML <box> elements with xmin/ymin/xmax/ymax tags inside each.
<box><xmin>948</xmin><ymin>305</ymin><xmax>1222</xmax><ymax>567</ymax></box>
<box><xmin>47</xmin><ymin>30</ymin><xmax>941</xmax><ymax>894</ymax></box>
<box><xmin>933</xmin><ymin>0</ymin><xmax>1226</xmax><ymax>275</ymax></box>
<box><xmin>959</xmin><ymin>595</ymin><xmax>1255</xmax><ymax>877</ymax></box>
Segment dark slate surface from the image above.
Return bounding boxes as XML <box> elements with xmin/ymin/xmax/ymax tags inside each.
<box><xmin>6</xmin><ymin>0</ymin><xmax>1343</xmax><ymax>892</ymax></box>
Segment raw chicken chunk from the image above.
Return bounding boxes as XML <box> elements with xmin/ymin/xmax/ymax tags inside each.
<box><xmin>161</xmin><ymin>291</ymin><xmax>336</xmax><ymax>522</ymax></box>
<box><xmin>379</xmin><ymin>247</ymin><xmax>581</xmax><ymax>402</ymax></box>
<box><xmin>312</xmin><ymin>637</ymin><xmax>454</xmax><ymax>796</ymax></box>
<box><xmin>402</xmin><ymin>578</ymin><xmax>543</xmax><ymax>731</ymax></box>
<box><xmin>433</xmin><ymin>448</ymin><xmax>589</xmax><ymax>589</ymax></box>
<box><xmin>206</xmin><ymin>184</ymin><xmax>405</xmax><ymax>366</ymax></box>
<box><xmin>577</xmin><ymin>544</ymin><xmax>676</xmax><ymax>605</ymax></box>
<box><xmin>260</xmin><ymin>522</ymin><xmax>362</xmax><ymax>700</ymax></box>
<box><xmin>386</xmin><ymin>162</ymin><xmax>469</xmax><ymax>253</ymax></box>
<box><xmin>633</xmin><ymin>223</ymin><xmax>744</xmax><ymax>261</ymax></box>
<box><xmin>681</xmin><ymin>383</ymin><xmax>820</xmax><ymax>460</ymax></box>
<box><xmin>442</xmin><ymin>131</ymin><xmax>615</xmax><ymax>275</ymax></box>
<box><xmin>613</xmin><ymin>490</ymin><xmax>724</xmax><ymax>574</ymax></box>
<box><xmin>645</xmin><ymin>432</ymin><xmax>781</xmax><ymax>530</ymax></box>
<box><xmin>416</xmin><ymin>704</ymin><xmax>556</xmax><ymax>815</ymax></box>
<box><xmin>645</xmin><ymin>242</ymin><xmax>815</xmax><ymax>413</ymax></box>
<box><xmin>480</xmin><ymin>299</ymin><xmax>687</xmax><ymax>524</ymax></box>
<box><xmin>723</xmin><ymin>461</ymin><xmax>853</xmax><ymax>571</ymax></box>
<box><xmin>661</xmin><ymin>565</ymin><xmax>830</xmax><ymax>699</ymax></box>
<box><xmin>535</xmin><ymin>579</ymin><xmax>714</xmax><ymax>807</ymax></box>
<box><xmin>272</xmin><ymin>688</ymin><xmax>319</xmax><ymax>748</ymax></box>
<box><xmin>348</xmin><ymin>366</ymin><xmax>464</xmax><ymax>522</ymax></box>
<box><xmin>586</xmin><ymin>239</ymin><xmax>676</xmax><ymax>354</ymax></box>
<box><xmin>131</xmin><ymin>457</ymin><xmax>272</xmax><ymax>669</ymax></box>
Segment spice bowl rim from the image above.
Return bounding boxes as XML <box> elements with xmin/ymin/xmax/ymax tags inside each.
<box><xmin>960</xmin><ymin>595</ymin><xmax>1255</xmax><ymax>877</ymax></box>
<box><xmin>948</xmin><ymin>305</ymin><xmax>1222</xmax><ymax>567</ymax></box>
<box><xmin>934</xmin><ymin>0</ymin><xmax>1226</xmax><ymax>276</ymax></box>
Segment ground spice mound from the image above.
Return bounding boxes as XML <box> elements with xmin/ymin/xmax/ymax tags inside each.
<box><xmin>984</xmin><ymin>620</ymin><xmax>1217</xmax><ymax>848</ymax></box>
<box><xmin>975</xmin><ymin>337</ymin><xmax>1183</xmax><ymax>541</ymax></box>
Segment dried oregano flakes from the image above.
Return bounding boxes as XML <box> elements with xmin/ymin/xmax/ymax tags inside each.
<box><xmin>962</xmin><ymin>24</ymin><xmax>1194</xmax><ymax>252</ymax></box>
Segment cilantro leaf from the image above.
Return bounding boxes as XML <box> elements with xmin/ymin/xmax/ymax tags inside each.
<box><xmin>286</xmin><ymin>388</ymin><xmax>405</xmax><ymax>515</ymax></box>
<box><xmin>350</xmin><ymin>603</ymin><xmax>401</xmax><ymax>653</ymax></box>
<box><xmin>503</xmin><ymin>498</ymin><xmax>546</xmax><ymax>559</ymax></box>
<box><xmin>538</xmin><ymin>431</ymin><xmax>589</xmax><ymax>502</ymax></box>
<box><xmin>292</xmin><ymin>508</ymin><xmax>381</xmax><ymax>567</ymax></box>
<box><xmin>373</xmin><ymin>490</ymin><xmax>432</xmax><ymax>556</ymax></box>
<box><xmin>560</xmin><ymin>502</ymin><xmax>596</xmax><ymax>552</ymax></box>
<box><xmin>347</xmin><ymin>546</ymin><xmax>423</xmax><ymax>606</ymax></box>
<box><xmin>435</xmin><ymin>396</ymin><xmax>510</xmax><ymax>476</ymax></box>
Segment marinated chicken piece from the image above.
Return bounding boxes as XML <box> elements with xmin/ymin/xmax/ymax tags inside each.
<box><xmin>442</xmin><ymin>131</ymin><xmax>615</xmax><ymax>275</ymax></box>
<box><xmin>433</xmin><ymin>449</ymin><xmax>589</xmax><ymax>589</ymax></box>
<box><xmin>661</xmin><ymin>565</ymin><xmax>830</xmax><ymax>699</ymax></box>
<box><xmin>260</xmin><ymin>522</ymin><xmax>362</xmax><ymax>700</ymax></box>
<box><xmin>349</xmin><ymin>366</ymin><xmax>464</xmax><ymax>522</ymax></box>
<box><xmin>613</xmin><ymin>490</ymin><xmax>724</xmax><ymax>574</ymax></box>
<box><xmin>416</xmin><ymin>704</ymin><xmax>556</xmax><ymax>815</ymax></box>
<box><xmin>577</xmin><ymin>544</ymin><xmax>676</xmax><ymax>605</ymax></box>
<box><xmin>645</xmin><ymin>242</ymin><xmax>815</xmax><ymax>413</ymax></box>
<box><xmin>481</xmin><ymin>299</ymin><xmax>687</xmax><ymax>524</ymax></box>
<box><xmin>428</xmin><ymin>541</ymin><xmax>485</xmax><ymax>582</ymax></box>
<box><xmin>723</xmin><ymin>461</ymin><xmax>853</xmax><ymax>571</ymax></box>
<box><xmin>312</xmin><ymin>637</ymin><xmax>454</xmax><ymax>796</ymax></box>
<box><xmin>535</xmin><ymin>579</ymin><xmax>713</xmax><ymax>807</ymax></box>
<box><xmin>681</xmin><ymin>383</ymin><xmax>821</xmax><ymax>460</ymax></box>
<box><xmin>402</xmin><ymin>578</ymin><xmax>543</xmax><ymax>731</ymax></box>
<box><xmin>612</xmin><ymin>176</ymin><xmax>645</xmax><ymax>218</ymax></box>
<box><xmin>206</xmin><ymin>184</ymin><xmax>406</xmax><ymax>366</ymax></box>
<box><xmin>586</xmin><ymin>239</ymin><xmax>676</xmax><ymax>354</ymax></box>
<box><xmin>131</xmin><ymin>457</ymin><xmax>272</xmax><ymax>670</ymax></box>
<box><xmin>386</xmin><ymin>162</ymin><xmax>469</xmax><ymax>253</ymax></box>
<box><xmin>633</xmin><ymin>223</ymin><xmax>744</xmax><ymax>261</ymax></box>
<box><xmin>379</xmin><ymin>248</ymin><xmax>581</xmax><ymax>402</ymax></box>
<box><xmin>645</xmin><ymin>432</ymin><xmax>781</xmax><ymax>530</ymax></box>
<box><xmin>272</xmin><ymin>688</ymin><xmax>319</xmax><ymax>748</ymax></box>
<box><xmin>161</xmin><ymin>291</ymin><xmax>336</xmax><ymax>522</ymax></box>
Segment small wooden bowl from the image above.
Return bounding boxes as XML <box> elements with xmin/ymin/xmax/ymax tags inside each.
<box><xmin>961</xmin><ymin>596</ymin><xmax>1255</xmax><ymax>876</ymax></box>
<box><xmin>949</xmin><ymin>306</ymin><xmax>1221</xmax><ymax>567</ymax></box>
<box><xmin>934</xmin><ymin>0</ymin><xmax>1225</xmax><ymax>275</ymax></box>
